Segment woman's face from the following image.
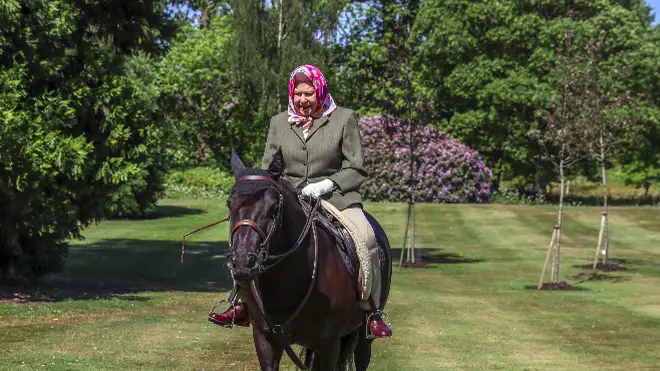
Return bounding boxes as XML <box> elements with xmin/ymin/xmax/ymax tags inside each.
<box><xmin>293</xmin><ymin>82</ymin><xmax>317</xmax><ymax>116</ymax></box>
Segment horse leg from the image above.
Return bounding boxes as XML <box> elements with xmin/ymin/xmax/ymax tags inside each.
<box><xmin>336</xmin><ymin>331</ymin><xmax>359</xmax><ymax>371</ymax></box>
<box><xmin>310</xmin><ymin>340</ymin><xmax>340</xmax><ymax>371</ymax></box>
<box><xmin>252</xmin><ymin>326</ymin><xmax>283</xmax><ymax>371</ymax></box>
<box><xmin>354</xmin><ymin>323</ymin><xmax>373</xmax><ymax>371</ymax></box>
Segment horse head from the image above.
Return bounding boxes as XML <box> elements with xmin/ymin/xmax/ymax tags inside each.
<box><xmin>226</xmin><ymin>149</ymin><xmax>291</xmax><ymax>283</ymax></box>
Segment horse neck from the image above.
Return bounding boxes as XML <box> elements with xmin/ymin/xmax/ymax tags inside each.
<box><xmin>255</xmin><ymin>191</ymin><xmax>313</xmax><ymax>306</ymax></box>
<box><xmin>275</xmin><ymin>191</ymin><xmax>308</xmax><ymax>254</ymax></box>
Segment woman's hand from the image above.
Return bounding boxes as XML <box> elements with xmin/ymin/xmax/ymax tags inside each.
<box><xmin>301</xmin><ymin>179</ymin><xmax>335</xmax><ymax>198</ymax></box>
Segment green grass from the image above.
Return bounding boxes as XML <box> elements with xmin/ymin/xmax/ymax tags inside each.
<box><xmin>2</xmin><ymin>199</ymin><xmax>660</xmax><ymax>370</ymax></box>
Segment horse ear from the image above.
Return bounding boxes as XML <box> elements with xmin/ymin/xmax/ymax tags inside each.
<box><xmin>268</xmin><ymin>148</ymin><xmax>284</xmax><ymax>175</ymax></box>
<box><xmin>230</xmin><ymin>149</ymin><xmax>246</xmax><ymax>177</ymax></box>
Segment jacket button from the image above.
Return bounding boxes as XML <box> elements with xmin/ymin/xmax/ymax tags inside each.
<box><xmin>302</xmin><ymin>145</ymin><xmax>307</xmax><ymax>150</ymax></box>
<box><xmin>303</xmin><ymin>161</ymin><xmax>308</xmax><ymax>166</ymax></box>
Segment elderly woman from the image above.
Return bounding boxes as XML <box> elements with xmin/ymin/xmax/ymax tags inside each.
<box><xmin>209</xmin><ymin>65</ymin><xmax>392</xmax><ymax>339</ymax></box>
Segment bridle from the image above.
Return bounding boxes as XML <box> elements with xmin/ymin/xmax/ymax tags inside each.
<box><xmin>226</xmin><ymin>175</ymin><xmax>318</xmax><ymax>275</ymax></box>
<box><xmin>227</xmin><ymin>175</ymin><xmax>284</xmax><ymax>275</ymax></box>
<box><xmin>226</xmin><ymin>174</ymin><xmax>320</xmax><ymax>371</ymax></box>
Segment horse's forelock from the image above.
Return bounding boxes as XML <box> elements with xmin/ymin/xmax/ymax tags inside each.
<box><xmin>231</xmin><ymin>168</ymin><xmax>295</xmax><ymax>197</ymax></box>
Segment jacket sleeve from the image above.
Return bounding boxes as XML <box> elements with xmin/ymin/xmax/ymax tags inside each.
<box><xmin>261</xmin><ymin>115</ymin><xmax>279</xmax><ymax>169</ymax></box>
<box><xmin>328</xmin><ymin>110</ymin><xmax>369</xmax><ymax>193</ymax></box>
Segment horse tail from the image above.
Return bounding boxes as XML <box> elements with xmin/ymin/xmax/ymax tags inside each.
<box><xmin>337</xmin><ymin>330</ymin><xmax>358</xmax><ymax>371</ymax></box>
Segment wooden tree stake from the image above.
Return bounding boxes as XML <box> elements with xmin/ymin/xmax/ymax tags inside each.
<box><xmin>538</xmin><ymin>225</ymin><xmax>559</xmax><ymax>290</ymax></box>
<box><xmin>593</xmin><ymin>212</ymin><xmax>606</xmax><ymax>269</ymax></box>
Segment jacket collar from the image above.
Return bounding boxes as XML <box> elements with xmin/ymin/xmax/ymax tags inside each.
<box><xmin>288</xmin><ymin>115</ymin><xmax>330</xmax><ymax>143</ymax></box>
<box><xmin>304</xmin><ymin>115</ymin><xmax>329</xmax><ymax>142</ymax></box>
<box><xmin>289</xmin><ymin>122</ymin><xmax>305</xmax><ymax>143</ymax></box>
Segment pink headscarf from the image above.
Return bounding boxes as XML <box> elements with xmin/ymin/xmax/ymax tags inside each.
<box><xmin>287</xmin><ymin>65</ymin><xmax>337</xmax><ymax>134</ymax></box>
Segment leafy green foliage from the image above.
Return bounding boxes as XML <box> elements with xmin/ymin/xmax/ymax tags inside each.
<box><xmin>158</xmin><ymin>1</ymin><xmax>348</xmax><ymax>169</ymax></box>
<box><xmin>158</xmin><ymin>16</ymin><xmax>239</xmax><ymax>169</ymax></box>
<box><xmin>403</xmin><ymin>0</ymin><xmax>655</xmax><ymax>190</ymax></box>
<box><xmin>614</xmin><ymin>28</ymin><xmax>660</xmax><ymax>195</ymax></box>
<box><xmin>164</xmin><ymin>167</ymin><xmax>234</xmax><ymax>199</ymax></box>
<box><xmin>0</xmin><ymin>0</ymin><xmax>173</xmax><ymax>278</ymax></box>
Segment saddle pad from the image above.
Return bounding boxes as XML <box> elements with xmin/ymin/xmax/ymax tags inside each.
<box><xmin>318</xmin><ymin>200</ymin><xmax>373</xmax><ymax>300</ymax></box>
<box><xmin>300</xmin><ymin>199</ymin><xmax>361</xmax><ymax>288</ymax></box>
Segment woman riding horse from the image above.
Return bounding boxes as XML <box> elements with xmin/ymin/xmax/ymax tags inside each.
<box><xmin>209</xmin><ymin>64</ymin><xmax>392</xmax><ymax>339</ymax></box>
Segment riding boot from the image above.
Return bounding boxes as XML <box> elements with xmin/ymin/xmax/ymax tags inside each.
<box><xmin>208</xmin><ymin>302</ymin><xmax>250</xmax><ymax>327</ymax></box>
<box><xmin>366</xmin><ymin>297</ymin><xmax>392</xmax><ymax>339</ymax></box>
<box><xmin>208</xmin><ymin>285</ymin><xmax>250</xmax><ymax>328</ymax></box>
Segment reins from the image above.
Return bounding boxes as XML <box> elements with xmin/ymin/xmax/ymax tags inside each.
<box><xmin>249</xmin><ymin>211</ymin><xmax>319</xmax><ymax>370</ymax></box>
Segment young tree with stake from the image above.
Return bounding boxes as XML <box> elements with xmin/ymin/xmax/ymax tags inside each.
<box><xmin>533</xmin><ymin>29</ymin><xmax>589</xmax><ymax>288</ymax></box>
<box><xmin>579</xmin><ymin>34</ymin><xmax>637</xmax><ymax>269</ymax></box>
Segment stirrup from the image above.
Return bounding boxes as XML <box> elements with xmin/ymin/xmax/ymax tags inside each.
<box><xmin>365</xmin><ymin>310</ymin><xmax>392</xmax><ymax>340</ymax></box>
<box><xmin>208</xmin><ymin>298</ymin><xmax>236</xmax><ymax>329</ymax></box>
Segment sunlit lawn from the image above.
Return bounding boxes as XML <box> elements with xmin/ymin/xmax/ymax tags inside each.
<box><xmin>1</xmin><ymin>198</ymin><xmax>659</xmax><ymax>370</ymax></box>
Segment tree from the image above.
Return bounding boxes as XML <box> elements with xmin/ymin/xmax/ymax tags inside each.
<box><xmin>159</xmin><ymin>0</ymin><xmax>347</xmax><ymax>168</ymax></box>
<box><xmin>159</xmin><ymin>16</ymin><xmax>238</xmax><ymax>169</ymax></box>
<box><xmin>0</xmin><ymin>0</ymin><xmax>175</xmax><ymax>279</ymax></box>
<box><xmin>533</xmin><ymin>29</ymin><xmax>589</xmax><ymax>286</ymax></box>
<box><xmin>411</xmin><ymin>0</ymin><xmax>655</xmax><ymax>191</ymax></box>
<box><xmin>615</xmin><ymin>27</ymin><xmax>660</xmax><ymax>199</ymax></box>
<box><xmin>578</xmin><ymin>33</ymin><xmax>637</xmax><ymax>269</ymax></box>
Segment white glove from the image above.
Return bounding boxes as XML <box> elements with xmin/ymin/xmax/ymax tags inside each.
<box><xmin>301</xmin><ymin>179</ymin><xmax>335</xmax><ymax>198</ymax></box>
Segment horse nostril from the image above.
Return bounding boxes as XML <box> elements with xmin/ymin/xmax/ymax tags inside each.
<box><xmin>247</xmin><ymin>255</ymin><xmax>258</xmax><ymax>270</ymax></box>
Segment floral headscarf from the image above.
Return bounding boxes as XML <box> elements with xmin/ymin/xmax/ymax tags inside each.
<box><xmin>287</xmin><ymin>65</ymin><xmax>337</xmax><ymax>134</ymax></box>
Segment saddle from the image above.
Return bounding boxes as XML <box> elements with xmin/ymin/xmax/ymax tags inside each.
<box><xmin>299</xmin><ymin>198</ymin><xmax>392</xmax><ymax>309</ymax></box>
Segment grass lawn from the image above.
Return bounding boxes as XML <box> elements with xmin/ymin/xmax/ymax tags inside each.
<box><xmin>1</xmin><ymin>198</ymin><xmax>660</xmax><ymax>370</ymax></box>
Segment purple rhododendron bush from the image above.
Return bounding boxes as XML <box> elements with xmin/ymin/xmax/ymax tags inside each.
<box><xmin>359</xmin><ymin>116</ymin><xmax>493</xmax><ymax>203</ymax></box>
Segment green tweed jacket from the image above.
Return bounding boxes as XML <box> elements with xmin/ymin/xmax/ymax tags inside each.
<box><xmin>261</xmin><ymin>106</ymin><xmax>368</xmax><ymax>211</ymax></box>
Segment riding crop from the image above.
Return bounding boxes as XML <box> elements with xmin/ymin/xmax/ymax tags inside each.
<box><xmin>181</xmin><ymin>217</ymin><xmax>229</xmax><ymax>263</ymax></box>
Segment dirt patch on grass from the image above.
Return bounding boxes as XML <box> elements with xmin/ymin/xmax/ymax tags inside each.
<box><xmin>537</xmin><ymin>282</ymin><xmax>579</xmax><ymax>291</ymax></box>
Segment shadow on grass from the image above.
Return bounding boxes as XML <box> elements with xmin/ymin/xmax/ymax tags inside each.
<box><xmin>607</xmin><ymin>258</ymin><xmax>660</xmax><ymax>267</ymax></box>
<box><xmin>108</xmin><ymin>204</ymin><xmax>206</xmax><ymax>220</ymax></box>
<box><xmin>546</xmin><ymin>193</ymin><xmax>660</xmax><ymax>207</ymax></box>
<box><xmin>0</xmin><ymin>238</ymin><xmax>233</xmax><ymax>303</ymax></box>
<box><xmin>3</xmin><ymin>245</ymin><xmax>484</xmax><ymax>303</ymax></box>
<box><xmin>569</xmin><ymin>271</ymin><xmax>632</xmax><ymax>284</ymax></box>
<box><xmin>391</xmin><ymin>248</ymin><xmax>484</xmax><ymax>265</ymax></box>
<box><xmin>523</xmin><ymin>283</ymin><xmax>589</xmax><ymax>291</ymax></box>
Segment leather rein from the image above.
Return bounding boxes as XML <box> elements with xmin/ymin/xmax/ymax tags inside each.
<box><xmin>229</xmin><ymin>175</ymin><xmax>320</xmax><ymax>370</ymax></box>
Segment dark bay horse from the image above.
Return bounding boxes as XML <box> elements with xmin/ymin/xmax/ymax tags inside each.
<box><xmin>225</xmin><ymin>149</ymin><xmax>392</xmax><ymax>371</ymax></box>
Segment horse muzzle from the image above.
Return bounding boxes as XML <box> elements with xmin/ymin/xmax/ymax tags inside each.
<box><xmin>232</xmin><ymin>266</ymin><xmax>258</xmax><ymax>282</ymax></box>
<box><xmin>230</xmin><ymin>253</ymin><xmax>261</xmax><ymax>282</ymax></box>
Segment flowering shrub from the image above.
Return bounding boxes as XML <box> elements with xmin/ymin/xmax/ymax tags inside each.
<box><xmin>359</xmin><ymin>116</ymin><xmax>493</xmax><ymax>203</ymax></box>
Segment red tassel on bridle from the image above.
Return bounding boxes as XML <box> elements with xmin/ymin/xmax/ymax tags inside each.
<box><xmin>181</xmin><ymin>217</ymin><xmax>229</xmax><ymax>263</ymax></box>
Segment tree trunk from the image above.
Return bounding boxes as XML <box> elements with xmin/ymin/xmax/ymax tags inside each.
<box><xmin>277</xmin><ymin>0</ymin><xmax>284</xmax><ymax>54</ymax></box>
<box><xmin>600</xmin><ymin>154</ymin><xmax>609</xmax><ymax>265</ymax></box>
<box><xmin>276</xmin><ymin>0</ymin><xmax>284</xmax><ymax>113</ymax></box>
<box><xmin>533</xmin><ymin>171</ymin><xmax>549</xmax><ymax>195</ymax></box>
<box><xmin>552</xmin><ymin>152</ymin><xmax>565</xmax><ymax>283</ymax></box>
